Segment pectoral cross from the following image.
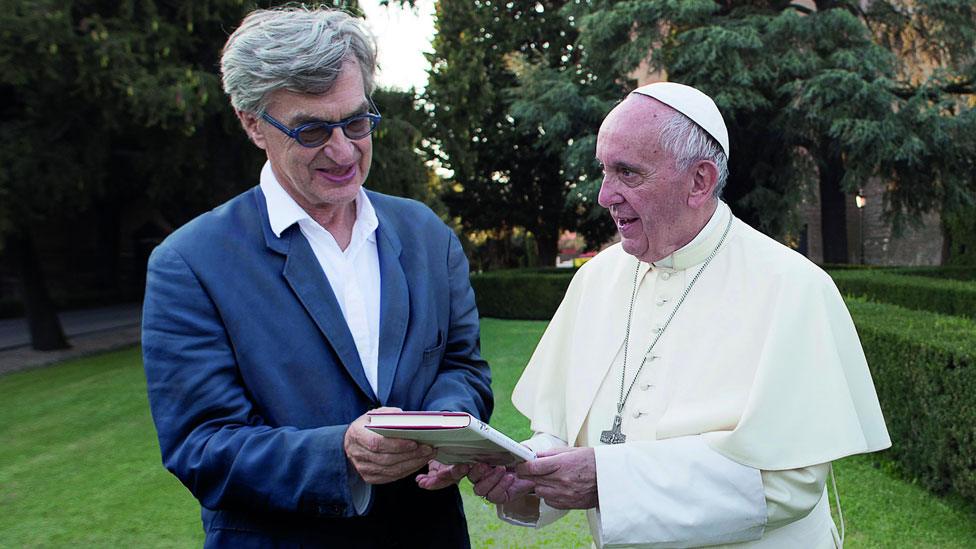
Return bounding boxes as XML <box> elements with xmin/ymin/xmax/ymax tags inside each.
<box><xmin>600</xmin><ymin>414</ymin><xmax>626</xmax><ymax>444</ymax></box>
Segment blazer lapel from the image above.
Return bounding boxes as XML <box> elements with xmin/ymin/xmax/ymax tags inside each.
<box><xmin>373</xmin><ymin>210</ymin><xmax>408</xmax><ymax>405</ymax></box>
<box><xmin>278</xmin><ymin>225</ymin><xmax>378</xmax><ymax>402</ymax></box>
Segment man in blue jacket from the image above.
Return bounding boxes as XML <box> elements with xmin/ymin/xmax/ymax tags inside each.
<box><xmin>141</xmin><ymin>6</ymin><xmax>492</xmax><ymax>547</ymax></box>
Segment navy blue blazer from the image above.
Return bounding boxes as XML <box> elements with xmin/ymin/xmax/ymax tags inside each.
<box><xmin>142</xmin><ymin>186</ymin><xmax>493</xmax><ymax>547</ymax></box>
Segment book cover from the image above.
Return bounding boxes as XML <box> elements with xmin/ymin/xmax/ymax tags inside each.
<box><xmin>366</xmin><ymin>411</ymin><xmax>536</xmax><ymax>466</ymax></box>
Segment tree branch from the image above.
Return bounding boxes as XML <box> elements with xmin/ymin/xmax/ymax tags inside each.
<box><xmin>788</xmin><ymin>3</ymin><xmax>814</xmax><ymax>16</ymax></box>
<box><xmin>892</xmin><ymin>79</ymin><xmax>975</xmax><ymax>99</ymax></box>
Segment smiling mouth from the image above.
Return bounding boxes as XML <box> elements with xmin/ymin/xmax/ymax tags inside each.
<box><xmin>316</xmin><ymin>165</ymin><xmax>356</xmax><ymax>183</ymax></box>
<box><xmin>616</xmin><ymin>216</ymin><xmax>638</xmax><ymax>230</ymax></box>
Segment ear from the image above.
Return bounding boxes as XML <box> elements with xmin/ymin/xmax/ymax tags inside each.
<box><xmin>236</xmin><ymin>110</ymin><xmax>269</xmax><ymax>150</ymax></box>
<box><xmin>687</xmin><ymin>159</ymin><xmax>719</xmax><ymax>209</ymax></box>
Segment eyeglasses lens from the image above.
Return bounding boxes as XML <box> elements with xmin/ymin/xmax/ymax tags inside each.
<box><xmin>344</xmin><ymin>117</ymin><xmax>373</xmax><ymax>139</ymax></box>
<box><xmin>298</xmin><ymin>126</ymin><xmax>331</xmax><ymax>146</ymax></box>
<box><xmin>296</xmin><ymin>116</ymin><xmax>375</xmax><ymax>146</ymax></box>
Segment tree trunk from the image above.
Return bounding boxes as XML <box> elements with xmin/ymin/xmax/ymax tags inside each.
<box><xmin>534</xmin><ymin>225</ymin><xmax>559</xmax><ymax>269</ymax></box>
<box><xmin>8</xmin><ymin>231</ymin><xmax>70</xmax><ymax>350</ymax></box>
<box><xmin>95</xmin><ymin>199</ymin><xmax>121</xmax><ymax>293</ymax></box>
<box><xmin>940</xmin><ymin>219</ymin><xmax>952</xmax><ymax>266</ymax></box>
<box><xmin>819</xmin><ymin>152</ymin><xmax>850</xmax><ymax>264</ymax></box>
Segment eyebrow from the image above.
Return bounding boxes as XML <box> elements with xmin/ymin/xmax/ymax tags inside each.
<box><xmin>607</xmin><ymin>160</ymin><xmax>643</xmax><ymax>174</ymax></box>
<box><xmin>288</xmin><ymin>100</ymin><xmax>370</xmax><ymax>126</ymax></box>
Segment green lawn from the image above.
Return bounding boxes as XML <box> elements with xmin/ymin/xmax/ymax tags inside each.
<box><xmin>1</xmin><ymin>318</ymin><xmax>974</xmax><ymax>547</ymax></box>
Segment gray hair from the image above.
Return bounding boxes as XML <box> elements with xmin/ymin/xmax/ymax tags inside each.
<box><xmin>220</xmin><ymin>6</ymin><xmax>377</xmax><ymax>114</ymax></box>
<box><xmin>658</xmin><ymin>111</ymin><xmax>730</xmax><ymax>198</ymax></box>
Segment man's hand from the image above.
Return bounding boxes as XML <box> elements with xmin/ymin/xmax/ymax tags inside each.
<box><xmin>416</xmin><ymin>460</ymin><xmax>471</xmax><ymax>490</ymax></box>
<box><xmin>515</xmin><ymin>447</ymin><xmax>598</xmax><ymax>509</ymax></box>
<box><xmin>468</xmin><ymin>463</ymin><xmax>536</xmax><ymax>504</ymax></box>
<box><xmin>344</xmin><ymin>407</ymin><xmax>435</xmax><ymax>484</ymax></box>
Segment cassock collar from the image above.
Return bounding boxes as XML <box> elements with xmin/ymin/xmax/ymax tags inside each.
<box><xmin>650</xmin><ymin>201</ymin><xmax>731</xmax><ymax>272</ymax></box>
<box><xmin>259</xmin><ymin>160</ymin><xmax>378</xmax><ymax>244</ymax></box>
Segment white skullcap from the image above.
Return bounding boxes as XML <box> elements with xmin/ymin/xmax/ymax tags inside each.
<box><xmin>631</xmin><ymin>82</ymin><xmax>730</xmax><ymax>160</ymax></box>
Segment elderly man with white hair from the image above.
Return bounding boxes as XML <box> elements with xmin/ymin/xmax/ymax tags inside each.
<box><xmin>460</xmin><ymin>83</ymin><xmax>891</xmax><ymax>548</ymax></box>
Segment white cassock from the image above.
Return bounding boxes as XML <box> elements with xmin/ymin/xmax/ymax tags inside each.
<box><xmin>502</xmin><ymin>201</ymin><xmax>891</xmax><ymax>548</ymax></box>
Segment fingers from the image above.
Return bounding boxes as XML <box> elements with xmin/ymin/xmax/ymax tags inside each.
<box><xmin>515</xmin><ymin>455</ymin><xmax>559</xmax><ymax>477</ymax></box>
<box><xmin>467</xmin><ymin>463</ymin><xmax>492</xmax><ymax>484</ymax></box>
<box><xmin>471</xmin><ymin>465</ymin><xmax>533</xmax><ymax>504</ymax></box>
<box><xmin>512</xmin><ymin>448</ymin><xmax>598</xmax><ymax>510</ymax></box>
<box><xmin>345</xmin><ymin>410</ymin><xmax>435</xmax><ymax>484</ymax></box>
<box><xmin>471</xmin><ymin>465</ymin><xmax>507</xmax><ymax>498</ymax></box>
<box><xmin>356</xmin><ymin>450</ymin><xmax>434</xmax><ymax>485</ymax></box>
<box><xmin>485</xmin><ymin>472</ymin><xmax>517</xmax><ymax>503</ymax></box>
<box><xmin>535</xmin><ymin>446</ymin><xmax>575</xmax><ymax>458</ymax></box>
<box><xmin>416</xmin><ymin>461</ymin><xmax>471</xmax><ymax>491</ymax></box>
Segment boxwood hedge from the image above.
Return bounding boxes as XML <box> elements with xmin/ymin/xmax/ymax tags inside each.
<box><xmin>849</xmin><ymin>299</ymin><xmax>976</xmax><ymax>504</ymax></box>
<box><xmin>470</xmin><ymin>269</ymin><xmax>574</xmax><ymax>320</ymax></box>
<box><xmin>830</xmin><ymin>270</ymin><xmax>976</xmax><ymax>319</ymax></box>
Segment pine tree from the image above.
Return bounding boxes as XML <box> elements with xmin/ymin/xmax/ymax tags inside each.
<box><xmin>567</xmin><ymin>0</ymin><xmax>975</xmax><ymax>263</ymax></box>
<box><xmin>426</xmin><ymin>0</ymin><xmax>610</xmax><ymax>268</ymax></box>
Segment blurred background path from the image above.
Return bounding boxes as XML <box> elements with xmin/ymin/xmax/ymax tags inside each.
<box><xmin>0</xmin><ymin>303</ymin><xmax>142</xmax><ymax>376</ymax></box>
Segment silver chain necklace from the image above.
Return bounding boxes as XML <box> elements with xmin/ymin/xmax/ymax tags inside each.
<box><xmin>600</xmin><ymin>214</ymin><xmax>733</xmax><ymax>445</ymax></box>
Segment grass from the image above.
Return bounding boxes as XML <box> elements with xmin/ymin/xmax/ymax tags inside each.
<box><xmin>1</xmin><ymin>318</ymin><xmax>974</xmax><ymax>547</ymax></box>
<box><xmin>0</xmin><ymin>349</ymin><xmax>201</xmax><ymax>547</ymax></box>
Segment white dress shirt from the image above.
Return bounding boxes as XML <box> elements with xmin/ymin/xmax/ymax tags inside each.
<box><xmin>260</xmin><ymin>162</ymin><xmax>381</xmax><ymax>514</ymax></box>
<box><xmin>260</xmin><ymin>162</ymin><xmax>381</xmax><ymax>395</ymax></box>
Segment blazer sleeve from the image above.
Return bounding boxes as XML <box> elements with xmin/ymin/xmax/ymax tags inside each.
<box><xmin>419</xmin><ymin>230</ymin><xmax>493</xmax><ymax>421</ymax></box>
<box><xmin>142</xmin><ymin>244</ymin><xmax>357</xmax><ymax>518</ymax></box>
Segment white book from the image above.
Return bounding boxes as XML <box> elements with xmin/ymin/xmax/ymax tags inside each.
<box><xmin>366</xmin><ymin>411</ymin><xmax>536</xmax><ymax>466</ymax></box>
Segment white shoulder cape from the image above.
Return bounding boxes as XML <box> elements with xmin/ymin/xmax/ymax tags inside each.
<box><xmin>512</xmin><ymin>218</ymin><xmax>890</xmax><ymax>470</ymax></box>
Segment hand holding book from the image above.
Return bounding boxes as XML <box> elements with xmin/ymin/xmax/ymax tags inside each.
<box><xmin>366</xmin><ymin>411</ymin><xmax>536</xmax><ymax>466</ymax></box>
<box><xmin>345</xmin><ymin>406</ymin><xmax>437</xmax><ymax>485</ymax></box>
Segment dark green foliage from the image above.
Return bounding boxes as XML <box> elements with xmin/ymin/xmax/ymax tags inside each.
<box><xmin>426</xmin><ymin>1</ymin><xmax>615</xmax><ymax>268</ymax></box>
<box><xmin>883</xmin><ymin>266</ymin><xmax>976</xmax><ymax>282</ymax></box>
<box><xmin>470</xmin><ymin>269</ymin><xmax>574</xmax><ymax>319</ymax></box>
<box><xmin>943</xmin><ymin>206</ymin><xmax>976</xmax><ymax>267</ymax></box>
<box><xmin>368</xmin><ymin>88</ymin><xmax>444</xmax><ymax>211</ymax></box>
<box><xmin>849</xmin><ymin>299</ymin><xmax>976</xmax><ymax>504</ymax></box>
<box><xmin>0</xmin><ymin>0</ymin><xmax>268</xmax><ymax>348</ymax></box>
<box><xmin>831</xmin><ymin>270</ymin><xmax>976</xmax><ymax>319</ymax></box>
<box><xmin>0</xmin><ymin>0</ymin><xmax>267</xmax><ymax>237</ymax></box>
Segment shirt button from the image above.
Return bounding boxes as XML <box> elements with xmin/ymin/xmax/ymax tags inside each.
<box><xmin>652</xmin><ymin>325</ymin><xmax>663</xmax><ymax>334</ymax></box>
<box><xmin>640</xmin><ymin>382</ymin><xmax>653</xmax><ymax>391</ymax></box>
<box><xmin>660</xmin><ymin>272</ymin><xmax>671</xmax><ymax>280</ymax></box>
<box><xmin>632</xmin><ymin>409</ymin><xmax>645</xmax><ymax>419</ymax></box>
<box><xmin>656</xmin><ymin>297</ymin><xmax>669</xmax><ymax>306</ymax></box>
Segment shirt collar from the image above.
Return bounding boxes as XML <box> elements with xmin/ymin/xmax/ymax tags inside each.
<box><xmin>651</xmin><ymin>200</ymin><xmax>731</xmax><ymax>271</ymax></box>
<box><xmin>259</xmin><ymin>161</ymin><xmax>377</xmax><ymax>243</ymax></box>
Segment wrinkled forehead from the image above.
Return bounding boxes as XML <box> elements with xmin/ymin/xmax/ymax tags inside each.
<box><xmin>597</xmin><ymin>95</ymin><xmax>676</xmax><ymax>150</ymax></box>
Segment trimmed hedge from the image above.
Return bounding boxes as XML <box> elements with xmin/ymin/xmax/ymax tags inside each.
<box><xmin>849</xmin><ymin>299</ymin><xmax>976</xmax><ymax>504</ymax></box>
<box><xmin>470</xmin><ymin>270</ymin><xmax>574</xmax><ymax>320</ymax></box>
<box><xmin>830</xmin><ymin>270</ymin><xmax>976</xmax><ymax>320</ymax></box>
<box><xmin>882</xmin><ymin>266</ymin><xmax>976</xmax><ymax>282</ymax></box>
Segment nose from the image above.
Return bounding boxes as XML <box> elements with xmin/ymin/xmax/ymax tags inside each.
<box><xmin>597</xmin><ymin>175</ymin><xmax>620</xmax><ymax>209</ymax></box>
<box><xmin>322</xmin><ymin>129</ymin><xmax>358</xmax><ymax>164</ymax></box>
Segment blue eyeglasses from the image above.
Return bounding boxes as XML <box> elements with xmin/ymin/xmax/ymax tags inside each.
<box><xmin>261</xmin><ymin>98</ymin><xmax>382</xmax><ymax>147</ymax></box>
